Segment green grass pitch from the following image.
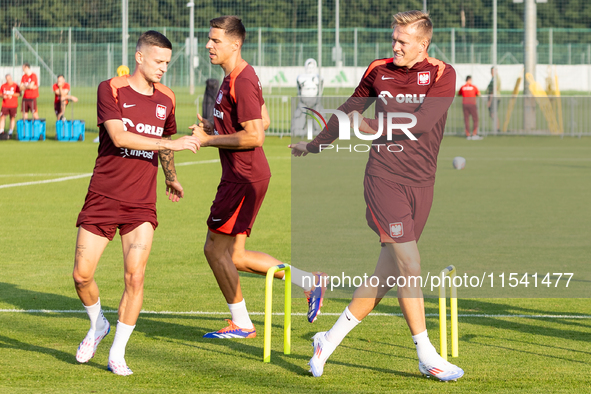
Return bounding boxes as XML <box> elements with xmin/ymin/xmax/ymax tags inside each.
<box><xmin>0</xmin><ymin>133</ymin><xmax>590</xmax><ymax>393</ymax></box>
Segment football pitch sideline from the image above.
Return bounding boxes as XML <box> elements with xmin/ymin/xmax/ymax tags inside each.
<box><xmin>0</xmin><ymin>136</ymin><xmax>590</xmax><ymax>393</ymax></box>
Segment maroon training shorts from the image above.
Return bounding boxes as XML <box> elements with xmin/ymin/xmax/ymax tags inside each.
<box><xmin>364</xmin><ymin>175</ymin><xmax>434</xmax><ymax>244</ymax></box>
<box><xmin>22</xmin><ymin>98</ymin><xmax>37</xmax><ymax>113</ymax></box>
<box><xmin>54</xmin><ymin>101</ymin><xmax>68</xmax><ymax>115</ymax></box>
<box><xmin>462</xmin><ymin>104</ymin><xmax>479</xmax><ymax>132</ymax></box>
<box><xmin>1</xmin><ymin>107</ymin><xmax>16</xmax><ymax>117</ymax></box>
<box><xmin>76</xmin><ymin>191</ymin><xmax>158</xmax><ymax>241</ymax></box>
<box><xmin>207</xmin><ymin>179</ymin><xmax>269</xmax><ymax>237</ymax></box>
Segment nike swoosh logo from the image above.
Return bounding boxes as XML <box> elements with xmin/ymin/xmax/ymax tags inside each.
<box><xmin>381</xmin><ymin>76</ymin><xmax>395</xmax><ymax>80</ymax></box>
<box><xmin>211</xmin><ymin>218</ymin><xmax>222</xmax><ymax>222</ymax></box>
<box><xmin>123</xmin><ymin>103</ymin><xmax>136</xmax><ymax>108</ymax></box>
<box><xmin>345</xmin><ymin>312</ymin><xmax>351</xmax><ymax>321</ymax></box>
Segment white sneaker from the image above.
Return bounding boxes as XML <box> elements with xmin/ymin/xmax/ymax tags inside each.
<box><xmin>466</xmin><ymin>135</ymin><xmax>472</xmax><ymax>140</ymax></box>
<box><xmin>75</xmin><ymin>318</ymin><xmax>111</xmax><ymax>363</ymax></box>
<box><xmin>471</xmin><ymin>135</ymin><xmax>483</xmax><ymax>140</ymax></box>
<box><xmin>308</xmin><ymin>332</ymin><xmax>337</xmax><ymax>377</ymax></box>
<box><xmin>108</xmin><ymin>359</ymin><xmax>134</xmax><ymax>376</ymax></box>
<box><xmin>418</xmin><ymin>358</ymin><xmax>464</xmax><ymax>381</ymax></box>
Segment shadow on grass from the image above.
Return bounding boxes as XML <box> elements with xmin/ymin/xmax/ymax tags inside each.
<box><xmin>0</xmin><ymin>282</ymin><xmax>118</xmax><ymax>312</ymax></box>
<box><xmin>310</xmin><ymin>296</ymin><xmax>591</xmax><ymax>364</ymax></box>
<box><xmin>169</xmin><ymin>330</ymin><xmax>419</xmax><ymax>379</ymax></box>
<box><xmin>462</xmin><ymin>333</ymin><xmax>591</xmax><ymax>363</ymax></box>
<box><xmin>0</xmin><ymin>334</ymin><xmax>105</xmax><ymax>371</ymax></box>
<box><xmin>2</xmin><ymin>281</ymin><xmax>590</xmax><ymax>371</ymax></box>
<box><xmin>139</xmin><ymin>314</ymin><xmax>306</xmax><ymax>373</ymax></box>
<box><xmin>0</xmin><ymin>282</ymin><xmax>306</xmax><ymax>372</ymax></box>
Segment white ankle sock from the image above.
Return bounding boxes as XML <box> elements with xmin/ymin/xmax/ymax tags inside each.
<box><xmin>412</xmin><ymin>330</ymin><xmax>440</xmax><ymax>362</ymax></box>
<box><xmin>288</xmin><ymin>266</ymin><xmax>315</xmax><ymax>291</ymax></box>
<box><xmin>325</xmin><ymin>306</ymin><xmax>361</xmax><ymax>346</ymax></box>
<box><xmin>109</xmin><ymin>321</ymin><xmax>135</xmax><ymax>362</ymax></box>
<box><xmin>83</xmin><ymin>298</ymin><xmax>106</xmax><ymax>332</ymax></box>
<box><xmin>228</xmin><ymin>299</ymin><xmax>254</xmax><ymax>329</ymax></box>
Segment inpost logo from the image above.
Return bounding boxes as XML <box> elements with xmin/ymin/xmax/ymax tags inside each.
<box><xmin>304</xmin><ymin>107</ymin><xmax>418</xmax><ymax>153</ymax></box>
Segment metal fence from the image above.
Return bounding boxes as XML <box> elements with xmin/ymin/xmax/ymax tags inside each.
<box><xmin>7</xmin><ymin>27</ymin><xmax>591</xmax><ymax>89</ymax></box>
<box><xmin>264</xmin><ymin>95</ymin><xmax>591</xmax><ymax>137</ymax></box>
<box><xmin>447</xmin><ymin>96</ymin><xmax>590</xmax><ymax>137</ymax></box>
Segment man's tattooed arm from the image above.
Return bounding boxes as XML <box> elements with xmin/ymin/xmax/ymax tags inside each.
<box><xmin>158</xmin><ymin>135</ymin><xmax>177</xmax><ymax>182</ymax></box>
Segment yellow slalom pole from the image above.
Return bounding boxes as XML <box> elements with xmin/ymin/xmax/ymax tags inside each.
<box><xmin>438</xmin><ymin>271</ymin><xmax>448</xmax><ymax>361</ymax></box>
<box><xmin>263</xmin><ymin>266</ymin><xmax>276</xmax><ymax>363</ymax></box>
<box><xmin>284</xmin><ymin>265</ymin><xmax>291</xmax><ymax>355</ymax></box>
<box><xmin>439</xmin><ymin>265</ymin><xmax>458</xmax><ymax>361</ymax></box>
<box><xmin>263</xmin><ymin>264</ymin><xmax>291</xmax><ymax>363</ymax></box>
<box><xmin>450</xmin><ymin>269</ymin><xmax>458</xmax><ymax>358</ymax></box>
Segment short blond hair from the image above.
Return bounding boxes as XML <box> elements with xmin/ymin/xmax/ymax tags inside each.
<box><xmin>392</xmin><ymin>10</ymin><xmax>433</xmax><ymax>46</ymax></box>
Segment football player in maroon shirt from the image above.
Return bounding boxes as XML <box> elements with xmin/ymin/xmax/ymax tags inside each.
<box><xmin>290</xmin><ymin>10</ymin><xmax>464</xmax><ymax>381</ymax></box>
<box><xmin>72</xmin><ymin>31</ymin><xmax>200</xmax><ymax>376</ymax></box>
<box><xmin>191</xmin><ymin>16</ymin><xmax>327</xmax><ymax>339</ymax></box>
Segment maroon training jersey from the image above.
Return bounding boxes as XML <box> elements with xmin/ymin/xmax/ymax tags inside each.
<box><xmin>89</xmin><ymin>76</ymin><xmax>177</xmax><ymax>204</ymax></box>
<box><xmin>213</xmin><ymin>60</ymin><xmax>271</xmax><ymax>183</ymax></box>
<box><xmin>307</xmin><ymin>57</ymin><xmax>456</xmax><ymax>187</ymax></box>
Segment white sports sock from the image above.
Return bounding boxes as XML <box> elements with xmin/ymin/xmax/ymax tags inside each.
<box><xmin>109</xmin><ymin>321</ymin><xmax>136</xmax><ymax>362</ymax></box>
<box><xmin>412</xmin><ymin>330</ymin><xmax>440</xmax><ymax>362</ymax></box>
<box><xmin>289</xmin><ymin>266</ymin><xmax>314</xmax><ymax>291</ymax></box>
<box><xmin>83</xmin><ymin>298</ymin><xmax>106</xmax><ymax>332</ymax></box>
<box><xmin>228</xmin><ymin>299</ymin><xmax>254</xmax><ymax>329</ymax></box>
<box><xmin>325</xmin><ymin>306</ymin><xmax>361</xmax><ymax>346</ymax></box>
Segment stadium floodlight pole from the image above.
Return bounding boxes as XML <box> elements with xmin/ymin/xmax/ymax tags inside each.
<box><xmin>258</xmin><ymin>28</ymin><xmax>262</xmax><ymax>67</ymax></box>
<box><xmin>423</xmin><ymin>0</ymin><xmax>427</xmax><ymax>13</ymax></box>
<box><xmin>549</xmin><ymin>28</ymin><xmax>553</xmax><ymax>66</ymax></box>
<box><xmin>122</xmin><ymin>0</ymin><xmax>128</xmax><ymax>67</ymax></box>
<box><xmin>524</xmin><ymin>0</ymin><xmax>537</xmax><ymax>132</ymax></box>
<box><xmin>12</xmin><ymin>27</ymin><xmax>15</xmax><ymax>78</ymax></box>
<box><xmin>162</xmin><ymin>27</ymin><xmax>167</xmax><ymax>83</ymax></box>
<box><xmin>335</xmin><ymin>0</ymin><xmax>341</xmax><ymax>68</ymax></box>
<box><xmin>318</xmin><ymin>0</ymin><xmax>322</xmax><ymax>74</ymax></box>
<box><xmin>68</xmin><ymin>28</ymin><xmax>72</xmax><ymax>86</ymax></box>
<box><xmin>187</xmin><ymin>2</ymin><xmax>195</xmax><ymax>95</ymax></box>
<box><xmin>107</xmin><ymin>43</ymin><xmax>113</xmax><ymax>79</ymax></box>
<box><xmin>492</xmin><ymin>0</ymin><xmax>498</xmax><ymax>133</ymax></box>
<box><xmin>354</xmin><ymin>27</ymin><xmax>358</xmax><ymax>72</ymax></box>
<box><xmin>451</xmin><ymin>28</ymin><xmax>455</xmax><ymax>64</ymax></box>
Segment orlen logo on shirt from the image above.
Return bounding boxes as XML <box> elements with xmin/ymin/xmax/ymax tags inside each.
<box><xmin>214</xmin><ymin>108</ymin><xmax>224</xmax><ymax>119</ymax></box>
<box><xmin>379</xmin><ymin>91</ymin><xmax>426</xmax><ymax>104</ymax></box>
<box><xmin>122</xmin><ymin>118</ymin><xmax>164</xmax><ymax>136</ymax></box>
